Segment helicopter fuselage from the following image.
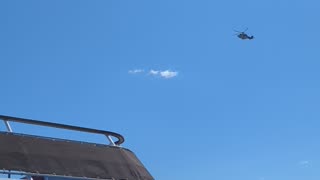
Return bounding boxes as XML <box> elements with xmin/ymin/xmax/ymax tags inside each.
<box><xmin>238</xmin><ymin>33</ymin><xmax>254</xmax><ymax>40</ymax></box>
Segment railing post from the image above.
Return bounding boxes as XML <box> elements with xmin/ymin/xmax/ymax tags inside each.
<box><xmin>106</xmin><ymin>135</ymin><xmax>116</xmax><ymax>146</ymax></box>
<box><xmin>3</xmin><ymin>120</ymin><xmax>13</xmax><ymax>132</ymax></box>
<box><xmin>7</xmin><ymin>170</ymin><xmax>11</xmax><ymax>178</ymax></box>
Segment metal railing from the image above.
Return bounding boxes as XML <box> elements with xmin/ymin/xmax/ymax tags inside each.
<box><xmin>0</xmin><ymin>115</ymin><xmax>124</xmax><ymax>146</ymax></box>
<box><xmin>0</xmin><ymin>170</ymin><xmax>116</xmax><ymax>180</ymax></box>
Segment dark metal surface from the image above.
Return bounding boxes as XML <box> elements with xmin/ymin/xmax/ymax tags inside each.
<box><xmin>0</xmin><ymin>115</ymin><xmax>124</xmax><ymax>145</ymax></box>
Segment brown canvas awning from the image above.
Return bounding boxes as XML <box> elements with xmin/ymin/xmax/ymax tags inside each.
<box><xmin>0</xmin><ymin>132</ymin><xmax>153</xmax><ymax>180</ymax></box>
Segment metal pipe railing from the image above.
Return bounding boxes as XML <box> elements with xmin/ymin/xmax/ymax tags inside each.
<box><xmin>0</xmin><ymin>115</ymin><xmax>124</xmax><ymax>146</ymax></box>
<box><xmin>0</xmin><ymin>170</ymin><xmax>115</xmax><ymax>180</ymax></box>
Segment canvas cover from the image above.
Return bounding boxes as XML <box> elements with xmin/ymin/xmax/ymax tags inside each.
<box><xmin>0</xmin><ymin>132</ymin><xmax>153</xmax><ymax>180</ymax></box>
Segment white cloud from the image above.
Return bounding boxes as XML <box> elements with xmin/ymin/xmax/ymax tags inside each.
<box><xmin>159</xmin><ymin>70</ymin><xmax>178</xmax><ymax>79</ymax></box>
<box><xmin>128</xmin><ymin>69</ymin><xmax>144</xmax><ymax>74</ymax></box>
<box><xmin>129</xmin><ymin>69</ymin><xmax>179</xmax><ymax>79</ymax></box>
<box><xmin>149</xmin><ymin>70</ymin><xmax>159</xmax><ymax>75</ymax></box>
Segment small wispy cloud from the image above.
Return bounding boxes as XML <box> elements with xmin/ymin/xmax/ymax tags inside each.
<box><xmin>299</xmin><ymin>160</ymin><xmax>311</xmax><ymax>167</ymax></box>
<box><xmin>128</xmin><ymin>69</ymin><xmax>144</xmax><ymax>74</ymax></box>
<box><xmin>129</xmin><ymin>68</ymin><xmax>178</xmax><ymax>79</ymax></box>
<box><xmin>159</xmin><ymin>70</ymin><xmax>178</xmax><ymax>79</ymax></box>
<box><xmin>149</xmin><ymin>69</ymin><xmax>159</xmax><ymax>75</ymax></box>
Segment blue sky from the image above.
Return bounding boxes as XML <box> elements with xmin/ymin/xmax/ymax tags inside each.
<box><xmin>1</xmin><ymin>0</ymin><xmax>320</xmax><ymax>179</ymax></box>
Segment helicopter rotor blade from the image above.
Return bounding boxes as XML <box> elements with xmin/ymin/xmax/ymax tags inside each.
<box><xmin>243</xmin><ymin>27</ymin><xmax>248</xmax><ymax>32</ymax></box>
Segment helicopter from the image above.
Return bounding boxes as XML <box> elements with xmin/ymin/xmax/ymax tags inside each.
<box><xmin>234</xmin><ymin>28</ymin><xmax>254</xmax><ymax>40</ymax></box>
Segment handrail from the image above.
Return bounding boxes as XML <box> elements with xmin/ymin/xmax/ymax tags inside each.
<box><xmin>0</xmin><ymin>170</ymin><xmax>115</xmax><ymax>180</ymax></box>
<box><xmin>0</xmin><ymin>115</ymin><xmax>124</xmax><ymax>146</ymax></box>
